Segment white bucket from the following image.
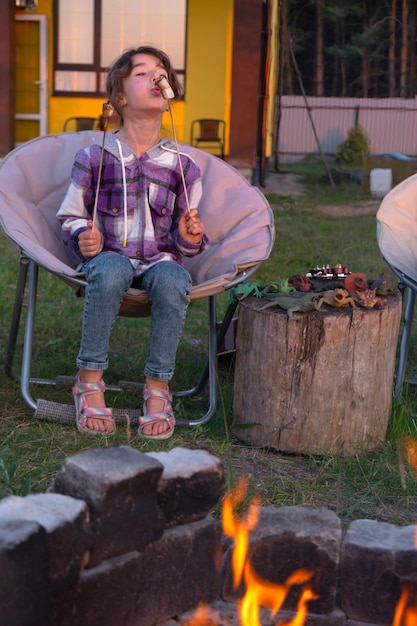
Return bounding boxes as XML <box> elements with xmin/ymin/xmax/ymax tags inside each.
<box><xmin>370</xmin><ymin>168</ymin><xmax>393</xmax><ymax>197</ymax></box>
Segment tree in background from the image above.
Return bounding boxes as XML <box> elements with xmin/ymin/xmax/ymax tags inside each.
<box><xmin>313</xmin><ymin>0</ymin><xmax>324</xmax><ymax>96</ymax></box>
<box><xmin>335</xmin><ymin>124</ymin><xmax>371</xmax><ymax>166</ymax></box>
<box><xmin>283</xmin><ymin>0</ymin><xmax>417</xmax><ymax>97</ymax></box>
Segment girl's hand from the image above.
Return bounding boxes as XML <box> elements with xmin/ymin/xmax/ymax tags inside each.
<box><xmin>78</xmin><ymin>221</ymin><xmax>102</xmax><ymax>257</ymax></box>
<box><xmin>179</xmin><ymin>209</ymin><xmax>205</xmax><ymax>245</ymax></box>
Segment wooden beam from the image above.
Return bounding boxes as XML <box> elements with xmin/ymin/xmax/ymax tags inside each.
<box><xmin>0</xmin><ymin>2</ymin><xmax>15</xmax><ymax>156</ymax></box>
<box><xmin>228</xmin><ymin>0</ymin><xmax>263</xmax><ymax>172</ymax></box>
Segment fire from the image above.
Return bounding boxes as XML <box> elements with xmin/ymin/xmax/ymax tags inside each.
<box><xmin>187</xmin><ymin>477</ymin><xmax>417</xmax><ymax>626</ymax></box>
<box><xmin>393</xmin><ymin>586</ymin><xmax>417</xmax><ymax>626</ymax></box>
<box><xmin>184</xmin><ymin>604</ymin><xmax>217</xmax><ymax>626</ymax></box>
<box><xmin>187</xmin><ymin>478</ymin><xmax>317</xmax><ymax>626</ymax></box>
<box><xmin>394</xmin><ymin>436</ymin><xmax>417</xmax><ymax>624</ymax></box>
<box><xmin>401</xmin><ymin>436</ymin><xmax>417</xmax><ymax>478</ymax></box>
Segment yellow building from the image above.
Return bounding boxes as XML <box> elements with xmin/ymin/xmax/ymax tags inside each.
<box><xmin>2</xmin><ymin>0</ymin><xmax>279</xmax><ymax>181</ymax></box>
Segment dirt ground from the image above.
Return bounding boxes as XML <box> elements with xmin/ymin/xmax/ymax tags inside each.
<box><xmin>259</xmin><ymin>171</ymin><xmax>381</xmax><ymax>217</ymax></box>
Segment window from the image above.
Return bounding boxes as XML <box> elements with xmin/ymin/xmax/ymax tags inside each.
<box><xmin>53</xmin><ymin>0</ymin><xmax>187</xmax><ymax>97</ymax></box>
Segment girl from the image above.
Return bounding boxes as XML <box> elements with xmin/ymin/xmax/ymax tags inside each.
<box><xmin>57</xmin><ymin>46</ymin><xmax>208</xmax><ymax>439</ymax></box>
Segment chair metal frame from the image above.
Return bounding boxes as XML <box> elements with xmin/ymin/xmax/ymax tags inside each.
<box><xmin>1</xmin><ymin>131</ymin><xmax>274</xmax><ymax>427</ymax></box>
<box><xmin>4</xmin><ymin>252</ymin><xmax>256</xmax><ymax>426</ymax></box>
<box><xmin>384</xmin><ymin>263</ymin><xmax>417</xmax><ymax>401</ymax></box>
<box><xmin>190</xmin><ymin>119</ymin><xmax>226</xmax><ymax>159</ymax></box>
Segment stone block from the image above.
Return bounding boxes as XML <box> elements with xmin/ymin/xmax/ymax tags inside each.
<box><xmin>346</xmin><ymin>622</ymin><xmax>380</xmax><ymax>626</ymax></box>
<box><xmin>50</xmin><ymin>445</ymin><xmax>165</xmax><ymax>567</ymax></box>
<box><xmin>179</xmin><ymin>600</ymin><xmax>347</xmax><ymax>625</ymax></box>
<box><xmin>0</xmin><ymin>492</ymin><xmax>91</xmax><ymax>589</ymax></box>
<box><xmin>341</xmin><ymin>519</ymin><xmax>416</xmax><ymax>626</ymax></box>
<box><xmin>128</xmin><ymin>516</ymin><xmax>223</xmax><ymax>626</ymax></box>
<box><xmin>262</xmin><ymin>606</ymin><xmax>347</xmax><ymax>626</ymax></box>
<box><xmin>47</xmin><ymin>550</ymin><xmax>143</xmax><ymax>626</ymax></box>
<box><xmin>147</xmin><ymin>447</ymin><xmax>224</xmax><ymax>526</ymax></box>
<box><xmin>0</xmin><ymin>518</ymin><xmax>51</xmax><ymax>626</ymax></box>
<box><xmin>222</xmin><ymin>506</ymin><xmax>342</xmax><ymax>615</ymax></box>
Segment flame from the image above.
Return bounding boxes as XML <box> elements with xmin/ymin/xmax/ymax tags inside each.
<box><xmin>395</xmin><ymin>435</ymin><xmax>417</xmax><ymax>625</ymax></box>
<box><xmin>183</xmin><ymin>603</ymin><xmax>217</xmax><ymax>626</ymax></box>
<box><xmin>402</xmin><ymin>436</ymin><xmax>417</xmax><ymax>478</ymax></box>
<box><xmin>393</xmin><ymin>586</ymin><xmax>417</xmax><ymax>626</ymax></box>
<box><xmin>238</xmin><ymin>562</ymin><xmax>316</xmax><ymax>626</ymax></box>
<box><xmin>187</xmin><ymin>473</ymin><xmax>417</xmax><ymax>626</ymax></box>
<box><xmin>187</xmin><ymin>478</ymin><xmax>317</xmax><ymax>625</ymax></box>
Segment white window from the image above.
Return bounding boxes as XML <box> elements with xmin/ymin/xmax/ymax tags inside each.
<box><xmin>53</xmin><ymin>0</ymin><xmax>187</xmax><ymax>96</ymax></box>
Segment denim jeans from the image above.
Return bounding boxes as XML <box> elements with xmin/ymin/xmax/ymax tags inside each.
<box><xmin>77</xmin><ymin>252</ymin><xmax>192</xmax><ymax>381</ymax></box>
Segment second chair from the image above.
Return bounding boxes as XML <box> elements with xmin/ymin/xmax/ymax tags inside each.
<box><xmin>190</xmin><ymin>119</ymin><xmax>226</xmax><ymax>159</ymax></box>
<box><xmin>377</xmin><ymin>173</ymin><xmax>417</xmax><ymax>400</ymax></box>
<box><xmin>63</xmin><ymin>117</ymin><xmax>99</xmax><ymax>132</ymax></box>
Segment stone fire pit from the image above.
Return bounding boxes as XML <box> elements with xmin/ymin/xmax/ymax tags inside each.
<box><xmin>0</xmin><ymin>446</ymin><xmax>415</xmax><ymax>625</ymax></box>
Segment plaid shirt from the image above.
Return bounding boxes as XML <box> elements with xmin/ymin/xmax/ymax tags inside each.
<box><xmin>57</xmin><ymin>134</ymin><xmax>207</xmax><ymax>274</ymax></box>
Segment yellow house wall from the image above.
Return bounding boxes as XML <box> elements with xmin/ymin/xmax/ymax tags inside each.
<box><xmin>29</xmin><ymin>0</ymin><xmax>233</xmax><ymax>148</ymax></box>
<box><xmin>185</xmin><ymin>0</ymin><xmax>233</xmax><ymax>151</ymax></box>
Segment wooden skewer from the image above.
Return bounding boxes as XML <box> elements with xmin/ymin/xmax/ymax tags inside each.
<box><xmin>91</xmin><ymin>76</ymin><xmax>190</xmax><ymax>244</ymax></box>
<box><xmin>156</xmin><ymin>76</ymin><xmax>191</xmax><ymax>214</ymax></box>
<box><xmin>91</xmin><ymin>102</ymin><xmax>114</xmax><ymax>232</ymax></box>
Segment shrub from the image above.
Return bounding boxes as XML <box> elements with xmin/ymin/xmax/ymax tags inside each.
<box><xmin>335</xmin><ymin>125</ymin><xmax>371</xmax><ymax>167</ymax></box>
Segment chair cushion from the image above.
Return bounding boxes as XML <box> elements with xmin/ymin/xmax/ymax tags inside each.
<box><xmin>377</xmin><ymin>173</ymin><xmax>417</xmax><ymax>283</ymax></box>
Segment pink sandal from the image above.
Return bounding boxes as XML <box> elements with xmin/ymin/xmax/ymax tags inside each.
<box><xmin>72</xmin><ymin>376</ymin><xmax>115</xmax><ymax>436</ymax></box>
<box><xmin>138</xmin><ymin>387</ymin><xmax>175</xmax><ymax>440</ymax></box>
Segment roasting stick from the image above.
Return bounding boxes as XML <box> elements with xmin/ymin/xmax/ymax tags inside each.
<box><xmin>92</xmin><ymin>76</ymin><xmax>190</xmax><ymax>240</ymax></box>
<box><xmin>155</xmin><ymin>75</ymin><xmax>191</xmax><ymax>214</ymax></box>
<box><xmin>91</xmin><ymin>102</ymin><xmax>114</xmax><ymax>232</ymax></box>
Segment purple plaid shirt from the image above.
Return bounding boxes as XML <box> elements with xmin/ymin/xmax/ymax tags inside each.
<box><xmin>57</xmin><ymin>134</ymin><xmax>208</xmax><ymax>274</ymax></box>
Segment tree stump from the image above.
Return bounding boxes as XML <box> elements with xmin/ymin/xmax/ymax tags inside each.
<box><xmin>233</xmin><ymin>291</ymin><xmax>402</xmax><ymax>455</ymax></box>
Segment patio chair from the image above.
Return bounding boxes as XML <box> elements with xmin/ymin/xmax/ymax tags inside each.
<box><xmin>63</xmin><ymin>117</ymin><xmax>99</xmax><ymax>132</ymax></box>
<box><xmin>190</xmin><ymin>119</ymin><xmax>226</xmax><ymax>159</ymax></box>
<box><xmin>0</xmin><ymin>130</ymin><xmax>274</xmax><ymax>426</ymax></box>
<box><xmin>376</xmin><ymin>173</ymin><xmax>417</xmax><ymax>400</ymax></box>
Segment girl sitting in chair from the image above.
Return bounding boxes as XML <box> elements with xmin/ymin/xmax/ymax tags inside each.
<box><xmin>57</xmin><ymin>46</ymin><xmax>208</xmax><ymax>439</ymax></box>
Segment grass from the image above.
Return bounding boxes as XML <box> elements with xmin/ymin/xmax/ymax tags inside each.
<box><xmin>1</xmin><ymin>160</ymin><xmax>417</xmax><ymax>529</ymax></box>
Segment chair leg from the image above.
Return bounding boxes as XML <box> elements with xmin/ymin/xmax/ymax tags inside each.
<box><xmin>5</xmin><ymin>255</ymin><xmax>30</xmax><ymax>380</ymax></box>
<box><xmin>395</xmin><ymin>286</ymin><xmax>416</xmax><ymax>401</ymax></box>
<box><xmin>5</xmin><ymin>258</ymin><xmax>40</xmax><ymax>411</ymax></box>
<box><xmin>9</xmin><ymin>268</ymin><xmax>238</xmax><ymax>425</ymax></box>
<box><xmin>176</xmin><ymin>295</ymin><xmax>238</xmax><ymax>426</ymax></box>
<box><xmin>20</xmin><ymin>260</ymin><xmax>39</xmax><ymax>411</ymax></box>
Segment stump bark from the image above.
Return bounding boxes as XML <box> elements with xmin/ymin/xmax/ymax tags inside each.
<box><xmin>233</xmin><ymin>291</ymin><xmax>402</xmax><ymax>455</ymax></box>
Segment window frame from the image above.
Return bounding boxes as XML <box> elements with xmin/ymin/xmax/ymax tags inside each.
<box><xmin>52</xmin><ymin>0</ymin><xmax>187</xmax><ymax>98</ymax></box>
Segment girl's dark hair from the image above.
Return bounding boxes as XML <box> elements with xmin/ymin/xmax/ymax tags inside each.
<box><xmin>106</xmin><ymin>46</ymin><xmax>182</xmax><ymax>120</ymax></box>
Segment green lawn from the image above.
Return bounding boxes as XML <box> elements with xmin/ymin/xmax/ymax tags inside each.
<box><xmin>1</xmin><ymin>161</ymin><xmax>417</xmax><ymax>528</ymax></box>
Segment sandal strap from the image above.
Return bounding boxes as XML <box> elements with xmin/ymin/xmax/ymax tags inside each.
<box><xmin>138</xmin><ymin>411</ymin><xmax>175</xmax><ymax>440</ymax></box>
<box><xmin>73</xmin><ymin>379</ymin><xmax>106</xmax><ymax>396</ymax></box>
<box><xmin>140</xmin><ymin>386</ymin><xmax>175</xmax><ymax>439</ymax></box>
<box><xmin>73</xmin><ymin>376</ymin><xmax>113</xmax><ymax>419</ymax></box>
<box><xmin>80</xmin><ymin>406</ymin><xmax>113</xmax><ymax>418</ymax></box>
<box><xmin>72</xmin><ymin>374</ymin><xmax>115</xmax><ymax>435</ymax></box>
<box><xmin>143</xmin><ymin>387</ymin><xmax>172</xmax><ymax>402</ymax></box>
<box><xmin>143</xmin><ymin>387</ymin><xmax>173</xmax><ymax>414</ymax></box>
<box><xmin>140</xmin><ymin>412</ymin><xmax>173</xmax><ymax>425</ymax></box>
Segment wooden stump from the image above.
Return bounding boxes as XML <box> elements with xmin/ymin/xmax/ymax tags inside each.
<box><xmin>233</xmin><ymin>291</ymin><xmax>402</xmax><ymax>455</ymax></box>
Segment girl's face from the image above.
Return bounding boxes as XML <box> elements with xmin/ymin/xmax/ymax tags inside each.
<box><xmin>119</xmin><ymin>53</ymin><xmax>170</xmax><ymax>115</ymax></box>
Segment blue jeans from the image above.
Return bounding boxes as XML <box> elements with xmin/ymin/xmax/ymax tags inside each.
<box><xmin>77</xmin><ymin>253</ymin><xmax>192</xmax><ymax>381</ymax></box>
